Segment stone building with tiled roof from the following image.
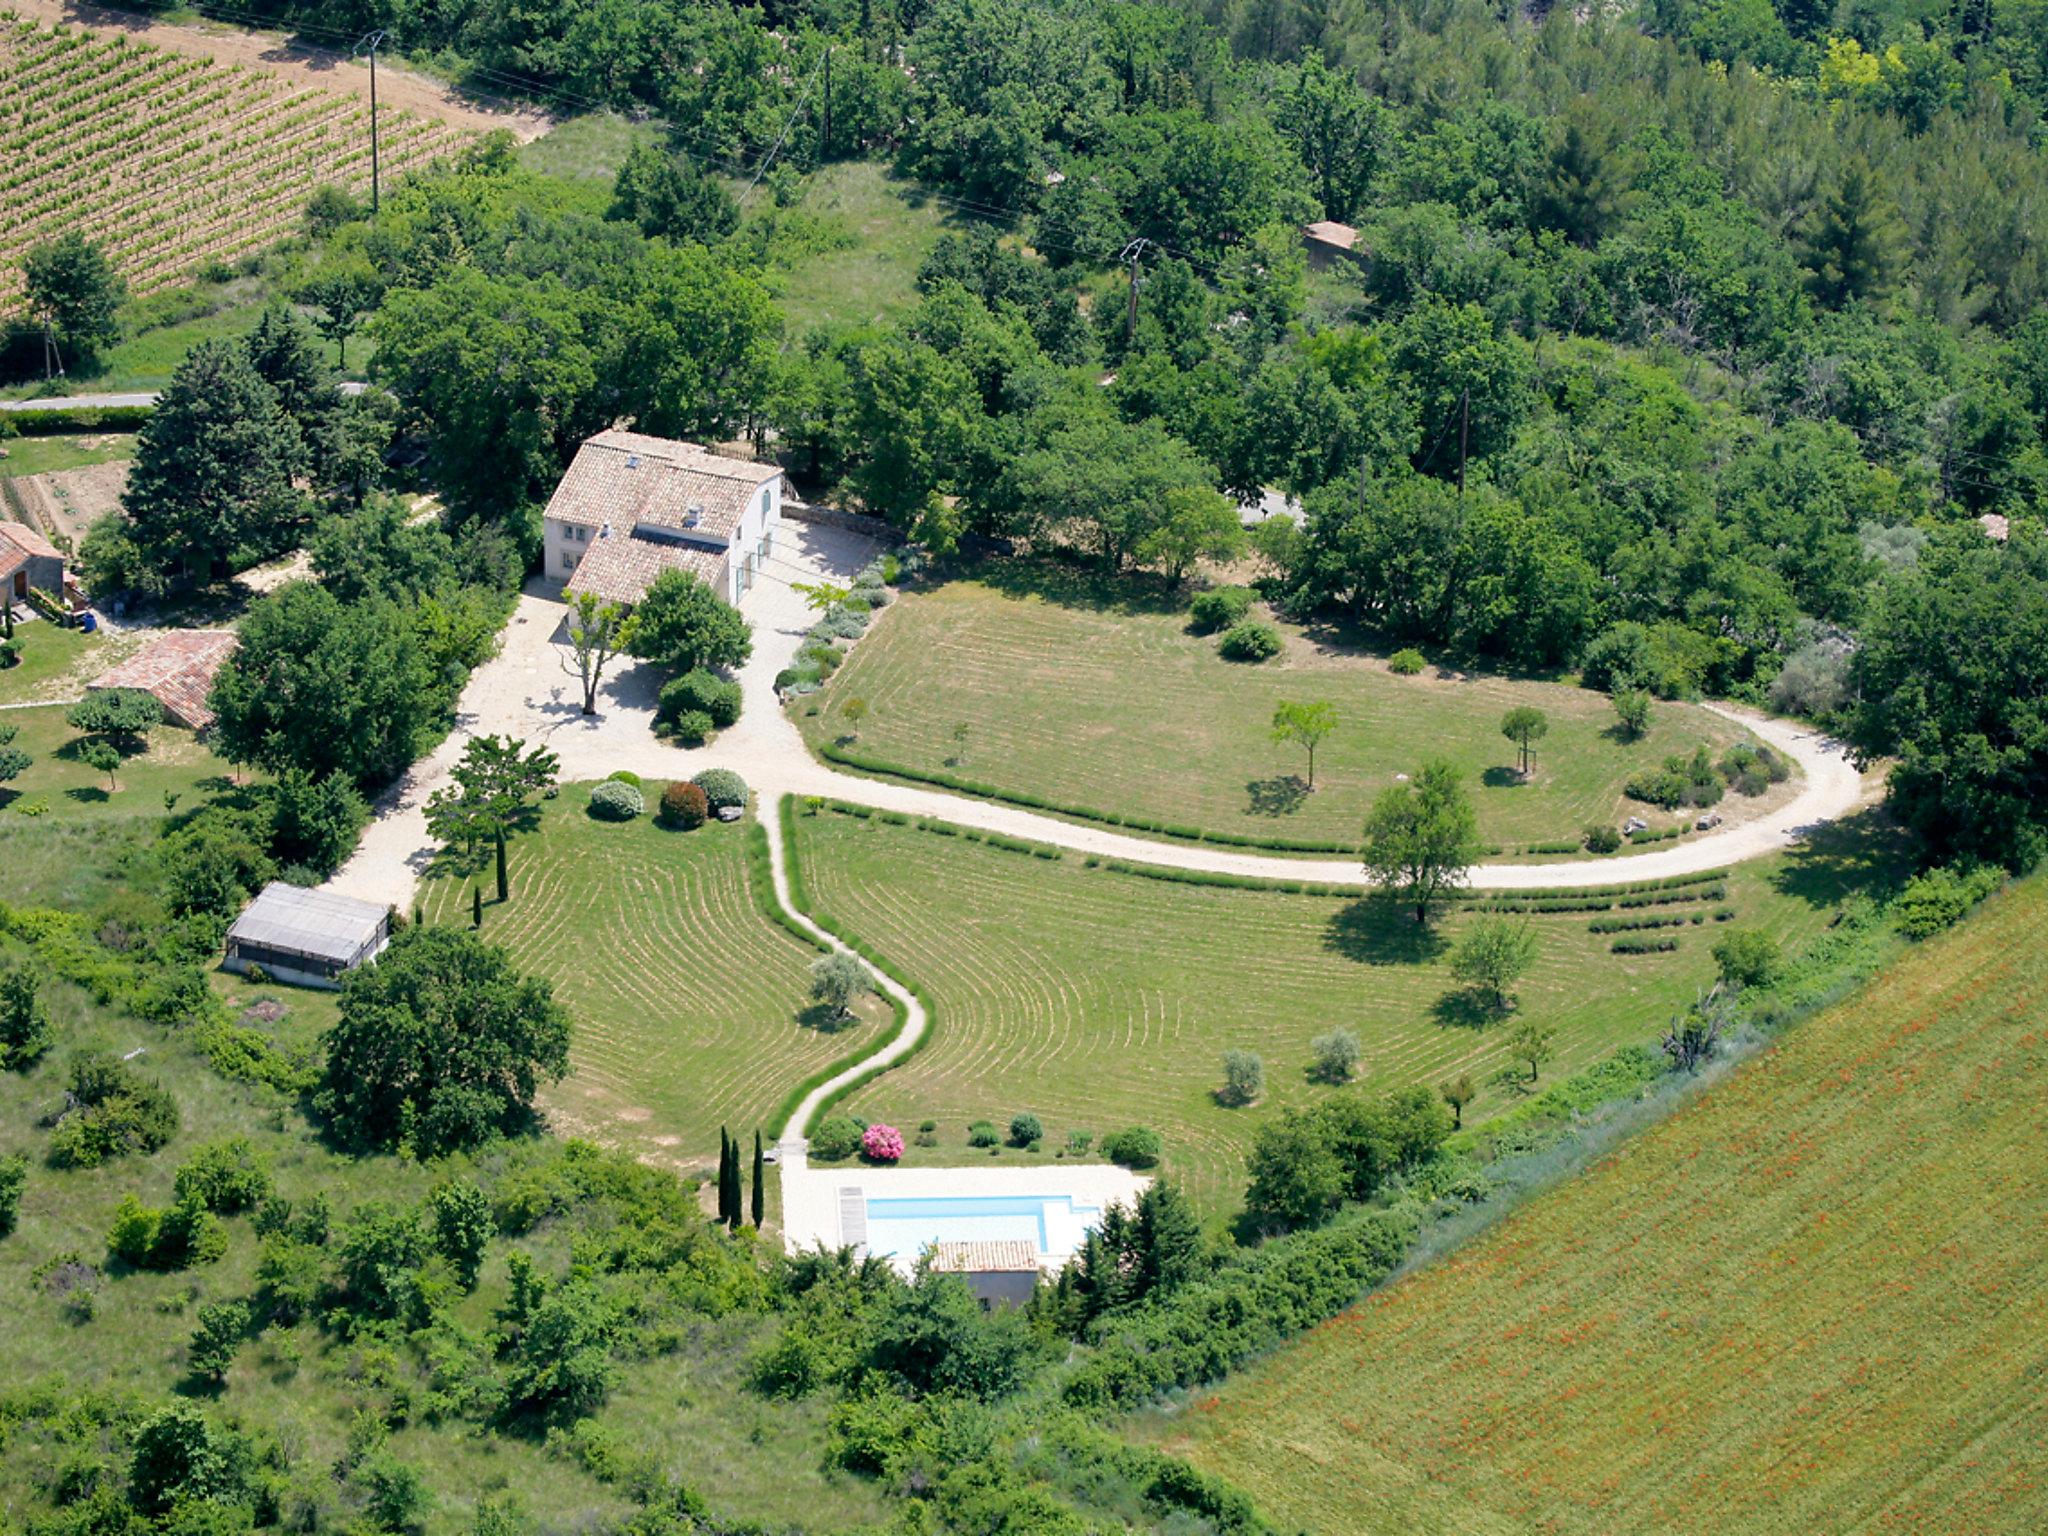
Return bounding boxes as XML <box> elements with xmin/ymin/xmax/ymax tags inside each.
<box><xmin>88</xmin><ymin>629</ymin><xmax>239</xmax><ymax>730</ymax></box>
<box><xmin>927</xmin><ymin>1239</ymin><xmax>1041</xmax><ymax>1310</ymax></box>
<box><xmin>1</xmin><ymin>519</ymin><xmax>68</xmax><ymax>607</ymax></box>
<box><xmin>541</xmin><ymin>430</ymin><xmax>794</xmax><ymax>609</ymax></box>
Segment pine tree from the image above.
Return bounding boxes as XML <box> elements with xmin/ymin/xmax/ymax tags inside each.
<box><xmin>750</xmin><ymin>1131</ymin><xmax>764</xmax><ymax>1228</ymax></box>
<box><xmin>1802</xmin><ymin>158</ymin><xmax>1906</xmax><ymax>308</ymax></box>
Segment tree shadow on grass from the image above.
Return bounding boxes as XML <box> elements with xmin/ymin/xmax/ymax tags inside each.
<box><xmin>964</xmin><ymin>554</ymin><xmax>1187</xmax><ymax>617</ymax></box>
<box><xmin>1480</xmin><ymin>765</ymin><xmax>1525</xmax><ymax>790</ymax></box>
<box><xmin>1323</xmin><ymin>898</ymin><xmax>1447</xmax><ymax>966</ymax></box>
<box><xmin>64</xmin><ymin>785</ymin><xmax>110</xmax><ymax>804</ymax></box>
<box><xmin>1431</xmin><ymin>989</ymin><xmax>1504</xmax><ymax>1031</ymax></box>
<box><xmin>1245</xmin><ymin>775</ymin><xmax>1309</xmax><ymax>817</ymax></box>
<box><xmin>798</xmin><ymin>1003</ymin><xmax>861</xmax><ymax>1034</ymax></box>
<box><xmin>1768</xmin><ymin>807</ymin><xmax>1914</xmax><ymax>911</ymax></box>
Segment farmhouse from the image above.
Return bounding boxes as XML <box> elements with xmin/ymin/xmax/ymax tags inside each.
<box><xmin>541</xmin><ymin>430</ymin><xmax>792</xmax><ymax>609</ymax></box>
<box><xmin>86</xmin><ymin>629</ymin><xmax>239</xmax><ymax>730</ymax></box>
<box><xmin>0</xmin><ymin>520</ymin><xmax>76</xmax><ymax>610</ymax></box>
<box><xmin>224</xmin><ymin>882</ymin><xmax>390</xmax><ymax>989</ymax></box>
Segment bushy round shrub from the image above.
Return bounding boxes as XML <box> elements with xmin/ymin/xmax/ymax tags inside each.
<box><xmin>1219</xmin><ymin>620</ymin><xmax>1282</xmax><ymax>662</ymax></box>
<box><xmin>819</xmin><ymin>608</ymin><xmax>867</xmax><ymax>640</ymax></box>
<box><xmin>1188</xmin><ymin>586</ymin><xmax>1254</xmax><ymax>634</ymax></box>
<box><xmin>1583</xmin><ymin>823</ymin><xmax>1623</xmax><ymax>854</ymax></box>
<box><xmin>799</xmin><ymin>643</ymin><xmax>841</xmax><ymax>676</ymax></box>
<box><xmin>810</xmin><ymin>1116</ymin><xmax>862</xmax><ymax>1161</ymax></box>
<box><xmin>1388</xmin><ymin>648</ymin><xmax>1427</xmax><ymax>675</ymax></box>
<box><xmin>659</xmin><ymin>781</ymin><xmax>708</xmax><ymax>829</ymax></box>
<box><xmin>692</xmin><ymin>768</ymin><xmax>749</xmax><ymax>813</ymax></box>
<box><xmin>966</xmin><ymin>1120</ymin><xmax>1000</xmax><ymax>1148</ymax></box>
<box><xmin>660</xmin><ymin>669</ymin><xmax>743</xmax><ymax>729</ymax></box>
<box><xmin>1100</xmin><ymin>1127</ymin><xmax>1161</xmax><ymax>1169</ymax></box>
<box><xmin>1008</xmin><ymin>1113</ymin><xmax>1042</xmax><ymax>1147</ymax></box>
<box><xmin>607</xmin><ymin>769</ymin><xmax>641</xmax><ymax>787</ymax></box>
<box><xmin>852</xmin><ymin>581</ymin><xmax>891</xmax><ymax>607</ymax></box>
<box><xmin>670</xmin><ymin>709</ymin><xmax>714</xmax><ymax>746</ymax></box>
<box><xmin>861</xmin><ymin>1124</ymin><xmax>904</xmax><ymax>1162</ymax></box>
<box><xmin>588</xmin><ymin>781</ymin><xmax>644</xmax><ymax>821</ymax></box>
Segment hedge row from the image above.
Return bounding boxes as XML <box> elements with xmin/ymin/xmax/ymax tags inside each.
<box><xmin>1471</xmin><ymin>869</ymin><xmax>1726</xmax><ymax>902</ymax></box>
<box><xmin>1611</xmin><ymin>936</ymin><xmax>1681</xmax><ymax>953</ymax></box>
<box><xmin>1091</xmin><ymin>857</ymin><xmax>1358</xmax><ymax>898</ymax></box>
<box><xmin>1063</xmin><ymin>1205</ymin><xmax>1418</xmax><ymax>1413</ymax></box>
<box><xmin>743</xmin><ymin>823</ymin><xmax>828</xmax><ymax>954</ymax></box>
<box><xmin>1617</xmin><ymin>884</ymin><xmax>1725</xmax><ymax>908</ymax></box>
<box><xmin>1588</xmin><ymin>912</ymin><xmax>1695</xmax><ymax>933</ymax></box>
<box><xmin>1</xmin><ymin>403</ymin><xmax>155</xmax><ymax>435</ymax></box>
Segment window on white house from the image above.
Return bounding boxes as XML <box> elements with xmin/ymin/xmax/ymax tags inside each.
<box><xmin>561</xmin><ymin>551</ymin><xmax>576</xmax><ymax>571</ymax></box>
<box><xmin>761</xmin><ymin>488</ymin><xmax>771</xmax><ymax>517</ymax></box>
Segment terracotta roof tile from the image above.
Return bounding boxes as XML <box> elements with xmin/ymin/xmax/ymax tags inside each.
<box><xmin>544</xmin><ymin>432</ymin><xmax>781</xmax><ymax>545</ymax></box>
<box><xmin>0</xmin><ymin>520</ymin><xmax>62</xmax><ymax>561</ymax></box>
<box><xmin>1303</xmin><ymin>219</ymin><xmax>1359</xmax><ymax>250</ymax></box>
<box><xmin>89</xmin><ymin>629</ymin><xmax>239</xmax><ymax>730</ymax></box>
<box><xmin>563</xmin><ymin>528</ymin><xmax>727</xmax><ymax>608</ymax></box>
<box><xmin>926</xmin><ymin>1240</ymin><xmax>1041</xmax><ymax>1274</ymax></box>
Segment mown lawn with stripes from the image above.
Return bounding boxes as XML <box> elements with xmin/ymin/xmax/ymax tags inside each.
<box><xmin>1144</xmin><ymin>875</ymin><xmax>2048</xmax><ymax>1536</ymax></box>
<box><xmin>790</xmin><ymin>806</ymin><xmax>1853</xmax><ymax>1217</ymax></box>
<box><xmin>419</xmin><ymin>784</ymin><xmax>887</xmax><ymax>1170</ymax></box>
<box><xmin>794</xmin><ymin>563</ymin><xmax>1784</xmax><ymax>851</ymax></box>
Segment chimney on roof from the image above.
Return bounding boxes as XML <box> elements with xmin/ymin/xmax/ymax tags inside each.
<box><xmin>626</xmin><ymin>454</ymin><xmax>642</xmax><ymax>469</ymax></box>
<box><xmin>683</xmin><ymin>504</ymin><xmax>702</xmax><ymax>528</ymax></box>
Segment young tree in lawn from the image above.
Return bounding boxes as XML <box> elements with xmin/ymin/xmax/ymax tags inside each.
<box><xmin>425</xmin><ymin>735</ymin><xmax>561</xmax><ymax>903</ymax></box>
<box><xmin>22</xmin><ymin>233</ymin><xmax>125</xmax><ymax>362</ymax></box>
<box><xmin>1500</xmin><ymin>705</ymin><xmax>1549</xmax><ymax>775</ymax></box>
<box><xmin>82</xmin><ymin>740</ymin><xmax>122</xmax><ymax>794</ymax></box>
<box><xmin>841</xmin><ymin>697</ymin><xmax>868</xmax><ymax>740</ymax></box>
<box><xmin>1270</xmin><ymin>700</ymin><xmax>1337</xmax><ymax>789</ymax></box>
<box><xmin>809</xmin><ymin>951</ymin><xmax>875</xmax><ymax>1021</ymax></box>
<box><xmin>1510</xmin><ymin>1015</ymin><xmax>1557</xmax><ymax>1084</ymax></box>
<box><xmin>1220</xmin><ymin>1049</ymin><xmax>1265</xmax><ymax>1106</ymax></box>
<box><xmin>1439</xmin><ymin>1072</ymin><xmax>1476</xmax><ymax>1128</ymax></box>
<box><xmin>565</xmin><ymin>592</ymin><xmax>638</xmax><ymax>716</ymax></box>
<box><xmin>1448</xmin><ymin>916</ymin><xmax>1539</xmax><ymax>1013</ymax></box>
<box><xmin>628</xmin><ymin>569</ymin><xmax>752</xmax><ymax>675</ymax></box>
<box><xmin>0</xmin><ymin>725</ymin><xmax>32</xmax><ymax>798</ymax></box>
<box><xmin>751</xmin><ymin>1130</ymin><xmax>764</xmax><ymax>1228</ymax></box>
<box><xmin>316</xmin><ymin>927</ymin><xmax>571</xmax><ymax>1156</ymax></box>
<box><xmin>1612</xmin><ymin>688</ymin><xmax>1651</xmax><ymax>740</ymax></box>
<box><xmin>1310</xmin><ymin>1027</ymin><xmax>1360</xmax><ymax>1083</ymax></box>
<box><xmin>1361</xmin><ymin>760</ymin><xmax>1483</xmax><ymax>925</ymax></box>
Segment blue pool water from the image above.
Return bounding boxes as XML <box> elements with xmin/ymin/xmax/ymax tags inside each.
<box><xmin>864</xmin><ymin>1194</ymin><xmax>1101</xmax><ymax>1259</ymax></box>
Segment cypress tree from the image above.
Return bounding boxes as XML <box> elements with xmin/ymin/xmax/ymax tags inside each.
<box><xmin>724</xmin><ymin>1140</ymin><xmax>742</xmax><ymax>1232</ymax></box>
<box><xmin>471</xmin><ymin>886</ymin><xmax>482</xmax><ymax>928</ymax></box>
<box><xmin>750</xmin><ymin>1130</ymin><xmax>764</xmax><ymax>1228</ymax></box>
<box><xmin>716</xmin><ymin>1129</ymin><xmax>732</xmax><ymax>1225</ymax></box>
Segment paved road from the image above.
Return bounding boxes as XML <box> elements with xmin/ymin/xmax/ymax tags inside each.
<box><xmin>2</xmin><ymin>382</ymin><xmax>369</xmax><ymax>412</ymax></box>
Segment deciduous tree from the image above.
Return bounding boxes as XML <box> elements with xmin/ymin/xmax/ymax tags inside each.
<box><xmin>565</xmin><ymin>593</ymin><xmax>637</xmax><ymax>716</ymax></box>
<box><xmin>22</xmin><ymin>233</ymin><xmax>124</xmax><ymax>361</ymax></box>
<box><xmin>1270</xmin><ymin>699</ymin><xmax>1337</xmax><ymax>789</ymax></box>
<box><xmin>1499</xmin><ymin>705</ymin><xmax>1548</xmax><ymax>776</ymax></box>
<box><xmin>1448</xmin><ymin>916</ymin><xmax>1538</xmax><ymax>1013</ymax></box>
<box><xmin>1362</xmin><ymin>760</ymin><xmax>1483</xmax><ymax>925</ymax></box>
<box><xmin>629</xmin><ymin>569</ymin><xmax>752</xmax><ymax>675</ymax></box>
<box><xmin>426</xmin><ymin>735</ymin><xmax>560</xmax><ymax>902</ymax></box>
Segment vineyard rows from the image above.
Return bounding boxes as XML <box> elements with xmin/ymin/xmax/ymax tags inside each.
<box><xmin>0</xmin><ymin>20</ymin><xmax>470</xmax><ymax>306</ymax></box>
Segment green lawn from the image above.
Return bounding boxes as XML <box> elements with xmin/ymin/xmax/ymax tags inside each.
<box><xmin>1142</xmin><ymin>874</ymin><xmax>2048</xmax><ymax>1535</ymax></box>
<box><xmin>789</xmin><ymin>805</ymin><xmax>1881</xmax><ymax>1218</ymax></box>
<box><xmin>0</xmin><ymin>623</ymin><xmax>135</xmax><ymax>703</ymax></box>
<box><xmin>417</xmin><ymin>784</ymin><xmax>890</xmax><ymax>1170</ymax></box>
<box><xmin>518</xmin><ymin>111</ymin><xmax>662</xmax><ymax>184</ymax></box>
<box><xmin>754</xmin><ymin>160</ymin><xmax>961</xmax><ymax>334</ymax></box>
<box><xmin>794</xmin><ymin>562</ymin><xmax>1789</xmax><ymax>853</ymax></box>
<box><xmin>0</xmin><ymin>959</ymin><xmax>891</xmax><ymax>1534</ymax></box>
<box><xmin>0</xmin><ymin>433</ymin><xmax>136</xmax><ymax>478</ymax></box>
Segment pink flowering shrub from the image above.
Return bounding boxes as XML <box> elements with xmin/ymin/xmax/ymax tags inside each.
<box><xmin>862</xmin><ymin>1123</ymin><xmax>904</xmax><ymax>1162</ymax></box>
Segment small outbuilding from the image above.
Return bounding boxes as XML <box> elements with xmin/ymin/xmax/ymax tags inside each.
<box><xmin>224</xmin><ymin>882</ymin><xmax>391</xmax><ymax>990</ymax></box>
<box><xmin>1302</xmin><ymin>219</ymin><xmax>1364</xmax><ymax>271</ymax></box>
<box><xmin>87</xmin><ymin>629</ymin><xmax>239</xmax><ymax>730</ymax></box>
<box><xmin>927</xmin><ymin>1240</ymin><xmax>1041</xmax><ymax>1311</ymax></box>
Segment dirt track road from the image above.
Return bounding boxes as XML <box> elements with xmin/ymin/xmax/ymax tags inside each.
<box><xmin>3</xmin><ymin>0</ymin><xmax>552</xmax><ymax>141</ymax></box>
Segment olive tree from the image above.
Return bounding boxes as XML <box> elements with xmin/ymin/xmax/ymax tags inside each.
<box><xmin>810</xmin><ymin>951</ymin><xmax>875</xmax><ymax>1021</ymax></box>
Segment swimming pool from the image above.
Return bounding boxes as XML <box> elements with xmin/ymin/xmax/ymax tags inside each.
<box><xmin>863</xmin><ymin>1193</ymin><xmax>1104</xmax><ymax>1261</ymax></box>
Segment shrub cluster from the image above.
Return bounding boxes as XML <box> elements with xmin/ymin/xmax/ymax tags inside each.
<box><xmin>48</xmin><ymin>1052</ymin><xmax>179</xmax><ymax>1169</ymax></box>
<box><xmin>659</xmin><ymin>669</ymin><xmax>742</xmax><ymax>733</ymax></box>
<box><xmin>1583</xmin><ymin>824</ymin><xmax>1623</xmax><ymax>854</ymax></box>
<box><xmin>1218</xmin><ymin>619</ymin><xmax>1282</xmax><ymax>662</ymax></box>
<box><xmin>1611</xmin><ymin>936</ymin><xmax>1680</xmax><ymax>953</ymax></box>
<box><xmin>1387</xmin><ymin>648</ymin><xmax>1427</xmax><ymax>675</ymax></box>
<box><xmin>1187</xmin><ymin>586</ymin><xmax>1253</xmax><ymax>634</ymax></box>
<box><xmin>810</xmin><ymin>1116</ymin><xmax>863</xmax><ymax>1161</ymax></box>
<box><xmin>1892</xmin><ymin>863</ymin><xmax>2004</xmax><ymax>938</ymax></box>
<box><xmin>1587</xmin><ymin>913</ymin><xmax>1693</xmax><ymax>933</ymax></box>
<box><xmin>587</xmin><ymin>781</ymin><xmax>644</xmax><ymax>821</ymax></box>
<box><xmin>692</xmin><ymin>768</ymin><xmax>748</xmax><ymax>812</ymax></box>
<box><xmin>967</xmin><ymin>1119</ymin><xmax>1000</xmax><ymax>1148</ymax></box>
<box><xmin>1099</xmin><ymin>1126</ymin><xmax>1161</xmax><ymax>1168</ymax></box>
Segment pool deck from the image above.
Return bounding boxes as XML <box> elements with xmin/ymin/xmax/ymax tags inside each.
<box><xmin>778</xmin><ymin>1154</ymin><xmax>1151</xmax><ymax>1277</ymax></box>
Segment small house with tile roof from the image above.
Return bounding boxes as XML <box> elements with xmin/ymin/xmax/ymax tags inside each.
<box><xmin>926</xmin><ymin>1240</ymin><xmax>1042</xmax><ymax>1310</ymax></box>
<box><xmin>541</xmin><ymin>430</ymin><xmax>793</xmax><ymax>609</ymax></box>
<box><xmin>87</xmin><ymin>629</ymin><xmax>239</xmax><ymax>730</ymax></box>
<box><xmin>0</xmin><ymin>520</ymin><xmax>68</xmax><ymax>607</ymax></box>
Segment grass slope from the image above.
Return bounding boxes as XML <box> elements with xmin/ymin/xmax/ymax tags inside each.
<box><xmin>755</xmin><ymin>160</ymin><xmax>958</xmax><ymax>333</ymax></box>
<box><xmin>789</xmin><ymin>807</ymin><xmax>1870</xmax><ymax>1218</ymax></box>
<box><xmin>417</xmin><ymin>785</ymin><xmax>888</xmax><ymax>1169</ymax></box>
<box><xmin>0</xmin><ymin>961</ymin><xmax>890</xmax><ymax>1533</ymax></box>
<box><xmin>794</xmin><ymin>564</ymin><xmax>1786</xmax><ymax>851</ymax></box>
<box><xmin>1147</xmin><ymin>877</ymin><xmax>2048</xmax><ymax>1535</ymax></box>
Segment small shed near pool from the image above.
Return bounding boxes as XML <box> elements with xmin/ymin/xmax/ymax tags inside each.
<box><xmin>928</xmin><ymin>1240</ymin><xmax>1042</xmax><ymax>1310</ymax></box>
<box><xmin>224</xmin><ymin>882</ymin><xmax>390</xmax><ymax>990</ymax></box>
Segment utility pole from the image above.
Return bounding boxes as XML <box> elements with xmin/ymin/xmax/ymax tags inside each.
<box><xmin>40</xmin><ymin>320</ymin><xmax>63</xmax><ymax>384</ymax></box>
<box><xmin>357</xmin><ymin>30</ymin><xmax>388</xmax><ymax>216</ymax></box>
<box><xmin>1118</xmin><ymin>237</ymin><xmax>1153</xmax><ymax>348</ymax></box>
<box><xmin>1457</xmin><ymin>386</ymin><xmax>1470</xmax><ymax>498</ymax></box>
<box><xmin>821</xmin><ymin>46</ymin><xmax>832</xmax><ymax>158</ymax></box>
